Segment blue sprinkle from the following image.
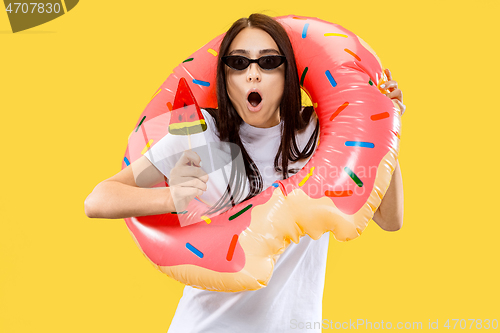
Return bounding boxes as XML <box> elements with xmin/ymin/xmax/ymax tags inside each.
<box><xmin>345</xmin><ymin>141</ymin><xmax>375</xmax><ymax>148</ymax></box>
<box><xmin>325</xmin><ymin>70</ymin><xmax>337</xmax><ymax>87</ymax></box>
<box><xmin>124</xmin><ymin>157</ymin><xmax>130</xmax><ymax>166</ymax></box>
<box><xmin>192</xmin><ymin>79</ymin><xmax>210</xmax><ymax>87</ymax></box>
<box><xmin>302</xmin><ymin>23</ymin><xmax>309</xmax><ymax>38</ymax></box>
<box><xmin>272</xmin><ymin>183</ymin><xmax>279</xmax><ymax>188</ymax></box>
<box><xmin>186</xmin><ymin>243</ymin><xmax>204</xmax><ymax>258</ymax></box>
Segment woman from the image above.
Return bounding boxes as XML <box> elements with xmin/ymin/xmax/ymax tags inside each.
<box><xmin>85</xmin><ymin>13</ymin><xmax>405</xmax><ymax>332</ymax></box>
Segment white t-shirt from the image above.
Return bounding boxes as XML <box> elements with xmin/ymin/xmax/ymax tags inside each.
<box><xmin>145</xmin><ymin>109</ymin><xmax>330</xmax><ymax>333</ymax></box>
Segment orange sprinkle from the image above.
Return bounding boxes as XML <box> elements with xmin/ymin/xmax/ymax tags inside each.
<box><xmin>166</xmin><ymin>102</ymin><xmax>173</xmax><ymax>111</ymax></box>
<box><xmin>371</xmin><ymin>112</ymin><xmax>390</xmax><ymax>121</ymax></box>
<box><xmin>226</xmin><ymin>235</ymin><xmax>239</xmax><ymax>261</ymax></box>
<box><xmin>325</xmin><ymin>190</ymin><xmax>353</xmax><ymax>197</ymax></box>
<box><xmin>329</xmin><ymin>102</ymin><xmax>349</xmax><ymax>121</ymax></box>
<box><xmin>293</xmin><ymin>17</ymin><xmax>307</xmax><ymax>20</ymax></box>
<box><xmin>344</xmin><ymin>48</ymin><xmax>361</xmax><ymax>61</ymax></box>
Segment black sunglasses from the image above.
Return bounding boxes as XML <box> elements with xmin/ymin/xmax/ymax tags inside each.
<box><xmin>222</xmin><ymin>55</ymin><xmax>286</xmax><ymax>71</ymax></box>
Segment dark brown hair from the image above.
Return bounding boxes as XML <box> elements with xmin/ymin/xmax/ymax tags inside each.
<box><xmin>204</xmin><ymin>13</ymin><xmax>319</xmax><ymax>215</ymax></box>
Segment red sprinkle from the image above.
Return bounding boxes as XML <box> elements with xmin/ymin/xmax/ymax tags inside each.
<box><xmin>371</xmin><ymin>112</ymin><xmax>390</xmax><ymax>121</ymax></box>
<box><xmin>226</xmin><ymin>235</ymin><xmax>239</xmax><ymax>261</ymax></box>
<box><xmin>325</xmin><ymin>190</ymin><xmax>353</xmax><ymax>197</ymax></box>
<box><xmin>330</xmin><ymin>102</ymin><xmax>349</xmax><ymax>121</ymax></box>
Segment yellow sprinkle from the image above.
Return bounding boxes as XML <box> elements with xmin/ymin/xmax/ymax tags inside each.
<box><xmin>141</xmin><ymin>140</ymin><xmax>154</xmax><ymax>154</ymax></box>
<box><xmin>149</xmin><ymin>88</ymin><xmax>162</xmax><ymax>102</ymax></box>
<box><xmin>207</xmin><ymin>49</ymin><xmax>218</xmax><ymax>56</ymax></box>
<box><xmin>201</xmin><ymin>215</ymin><xmax>211</xmax><ymax>224</ymax></box>
<box><xmin>299</xmin><ymin>166</ymin><xmax>315</xmax><ymax>187</ymax></box>
<box><xmin>324</xmin><ymin>33</ymin><xmax>348</xmax><ymax>38</ymax></box>
<box><xmin>313</xmin><ymin>102</ymin><xmax>318</xmax><ymax>108</ymax></box>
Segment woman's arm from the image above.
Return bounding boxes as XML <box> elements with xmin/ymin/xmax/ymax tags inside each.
<box><xmin>371</xmin><ymin>68</ymin><xmax>405</xmax><ymax>231</ymax></box>
<box><xmin>372</xmin><ymin>161</ymin><xmax>404</xmax><ymax>231</ymax></box>
<box><xmin>84</xmin><ymin>156</ymin><xmax>175</xmax><ymax>219</ymax></box>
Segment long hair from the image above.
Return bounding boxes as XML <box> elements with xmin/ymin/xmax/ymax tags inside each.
<box><xmin>204</xmin><ymin>13</ymin><xmax>319</xmax><ymax>215</ymax></box>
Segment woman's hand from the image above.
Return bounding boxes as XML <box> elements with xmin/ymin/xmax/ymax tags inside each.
<box><xmin>169</xmin><ymin>150</ymin><xmax>209</xmax><ymax>212</ymax></box>
<box><xmin>381</xmin><ymin>68</ymin><xmax>406</xmax><ymax>115</ymax></box>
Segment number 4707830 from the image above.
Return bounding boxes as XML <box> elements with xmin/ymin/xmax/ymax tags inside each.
<box><xmin>5</xmin><ymin>3</ymin><xmax>61</xmax><ymax>14</ymax></box>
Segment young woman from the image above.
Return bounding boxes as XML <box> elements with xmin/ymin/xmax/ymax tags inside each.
<box><xmin>85</xmin><ymin>13</ymin><xmax>405</xmax><ymax>333</ymax></box>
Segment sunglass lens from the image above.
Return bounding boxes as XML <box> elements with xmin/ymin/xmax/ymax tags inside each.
<box><xmin>226</xmin><ymin>56</ymin><xmax>250</xmax><ymax>70</ymax></box>
<box><xmin>259</xmin><ymin>56</ymin><xmax>283</xmax><ymax>69</ymax></box>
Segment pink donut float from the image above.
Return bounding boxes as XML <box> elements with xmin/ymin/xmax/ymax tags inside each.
<box><xmin>122</xmin><ymin>15</ymin><xmax>401</xmax><ymax>292</ymax></box>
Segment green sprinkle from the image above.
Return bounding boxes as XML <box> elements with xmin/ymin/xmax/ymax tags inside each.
<box><xmin>344</xmin><ymin>167</ymin><xmax>363</xmax><ymax>187</ymax></box>
<box><xmin>229</xmin><ymin>204</ymin><xmax>252</xmax><ymax>221</ymax></box>
<box><xmin>135</xmin><ymin>116</ymin><xmax>146</xmax><ymax>132</ymax></box>
<box><xmin>368</xmin><ymin>79</ymin><xmax>373</xmax><ymax>86</ymax></box>
<box><xmin>183</xmin><ymin>58</ymin><xmax>194</xmax><ymax>63</ymax></box>
<box><xmin>300</xmin><ymin>67</ymin><xmax>308</xmax><ymax>86</ymax></box>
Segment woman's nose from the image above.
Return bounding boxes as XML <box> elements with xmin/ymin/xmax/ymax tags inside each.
<box><xmin>246</xmin><ymin>63</ymin><xmax>261</xmax><ymax>82</ymax></box>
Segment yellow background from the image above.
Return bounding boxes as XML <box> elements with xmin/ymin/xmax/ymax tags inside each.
<box><xmin>1</xmin><ymin>0</ymin><xmax>499</xmax><ymax>332</ymax></box>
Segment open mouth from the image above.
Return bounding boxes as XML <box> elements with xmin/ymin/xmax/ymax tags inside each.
<box><xmin>247</xmin><ymin>92</ymin><xmax>262</xmax><ymax>107</ymax></box>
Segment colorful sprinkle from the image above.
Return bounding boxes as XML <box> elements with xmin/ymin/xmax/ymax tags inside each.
<box><xmin>329</xmin><ymin>102</ymin><xmax>349</xmax><ymax>121</ymax></box>
<box><xmin>141</xmin><ymin>139</ymin><xmax>154</xmax><ymax>154</ymax></box>
<box><xmin>229</xmin><ymin>204</ymin><xmax>252</xmax><ymax>221</ymax></box>
<box><xmin>325</xmin><ymin>70</ymin><xmax>337</xmax><ymax>87</ymax></box>
<box><xmin>166</xmin><ymin>102</ymin><xmax>173</xmax><ymax>111</ymax></box>
<box><xmin>324</xmin><ymin>33</ymin><xmax>348</xmax><ymax>38</ymax></box>
<box><xmin>226</xmin><ymin>235</ymin><xmax>238</xmax><ymax>261</ymax></box>
<box><xmin>300</xmin><ymin>67</ymin><xmax>308</xmax><ymax>86</ymax></box>
<box><xmin>369</xmin><ymin>79</ymin><xmax>374</xmax><ymax>86</ymax></box>
<box><xmin>124</xmin><ymin>157</ymin><xmax>130</xmax><ymax>166</ymax></box>
<box><xmin>150</xmin><ymin>89</ymin><xmax>162</xmax><ymax>102</ymax></box>
<box><xmin>193</xmin><ymin>79</ymin><xmax>210</xmax><ymax>87</ymax></box>
<box><xmin>344</xmin><ymin>48</ymin><xmax>361</xmax><ymax>61</ymax></box>
<box><xmin>325</xmin><ymin>190</ymin><xmax>353</xmax><ymax>197</ymax></box>
<box><xmin>344</xmin><ymin>167</ymin><xmax>363</xmax><ymax>187</ymax></box>
<box><xmin>182</xmin><ymin>58</ymin><xmax>194</xmax><ymax>63</ymax></box>
<box><xmin>186</xmin><ymin>243</ymin><xmax>203</xmax><ymax>258</ymax></box>
<box><xmin>313</xmin><ymin>102</ymin><xmax>318</xmax><ymax>108</ymax></box>
<box><xmin>278</xmin><ymin>181</ymin><xmax>287</xmax><ymax>197</ymax></box>
<box><xmin>371</xmin><ymin>112</ymin><xmax>390</xmax><ymax>121</ymax></box>
<box><xmin>293</xmin><ymin>17</ymin><xmax>307</xmax><ymax>20</ymax></box>
<box><xmin>391</xmin><ymin>130</ymin><xmax>401</xmax><ymax>139</ymax></box>
<box><xmin>299</xmin><ymin>167</ymin><xmax>315</xmax><ymax>187</ymax></box>
<box><xmin>135</xmin><ymin>116</ymin><xmax>146</xmax><ymax>132</ymax></box>
<box><xmin>345</xmin><ymin>141</ymin><xmax>375</xmax><ymax>148</ymax></box>
<box><xmin>201</xmin><ymin>215</ymin><xmax>211</xmax><ymax>224</ymax></box>
<box><xmin>302</xmin><ymin>23</ymin><xmax>309</xmax><ymax>38</ymax></box>
<box><xmin>272</xmin><ymin>183</ymin><xmax>279</xmax><ymax>188</ymax></box>
<box><xmin>207</xmin><ymin>48</ymin><xmax>218</xmax><ymax>56</ymax></box>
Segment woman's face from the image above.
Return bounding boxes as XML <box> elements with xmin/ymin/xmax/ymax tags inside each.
<box><xmin>225</xmin><ymin>27</ymin><xmax>285</xmax><ymax>128</ymax></box>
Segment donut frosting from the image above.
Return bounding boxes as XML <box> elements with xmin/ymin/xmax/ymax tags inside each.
<box><xmin>122</xmin><ymin>15</ymin><xmax>401</xmax><ymax>292</ymax></box>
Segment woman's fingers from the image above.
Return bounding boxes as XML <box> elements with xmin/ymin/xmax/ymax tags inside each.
<box><xmin>175</xmin><ymin>150</ymin><xmax>202</xmax><ymax>168</ymax></box>
<box><xmin>171</xmin><ymin>177</ymin><xmax>208</xmax><ymax>191</ymax></box>
<box><xmin>174</xmin><ymin>165</ymin><xmax>209</xmax><ymax>182</ymax></box>
<box><xmin>385</xmin><ymin>68</ymin><xmax>393</xmax><ymax>81</ymax></box>
<box><xmin>385</xmin><ymin>88</ymin><xmax>403</xmax><ymax>103</ymax></box>
<box><xmin>393</xmin><ymin>99</ymin><xmax>406</xmax><ymax>115</ymax></box>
